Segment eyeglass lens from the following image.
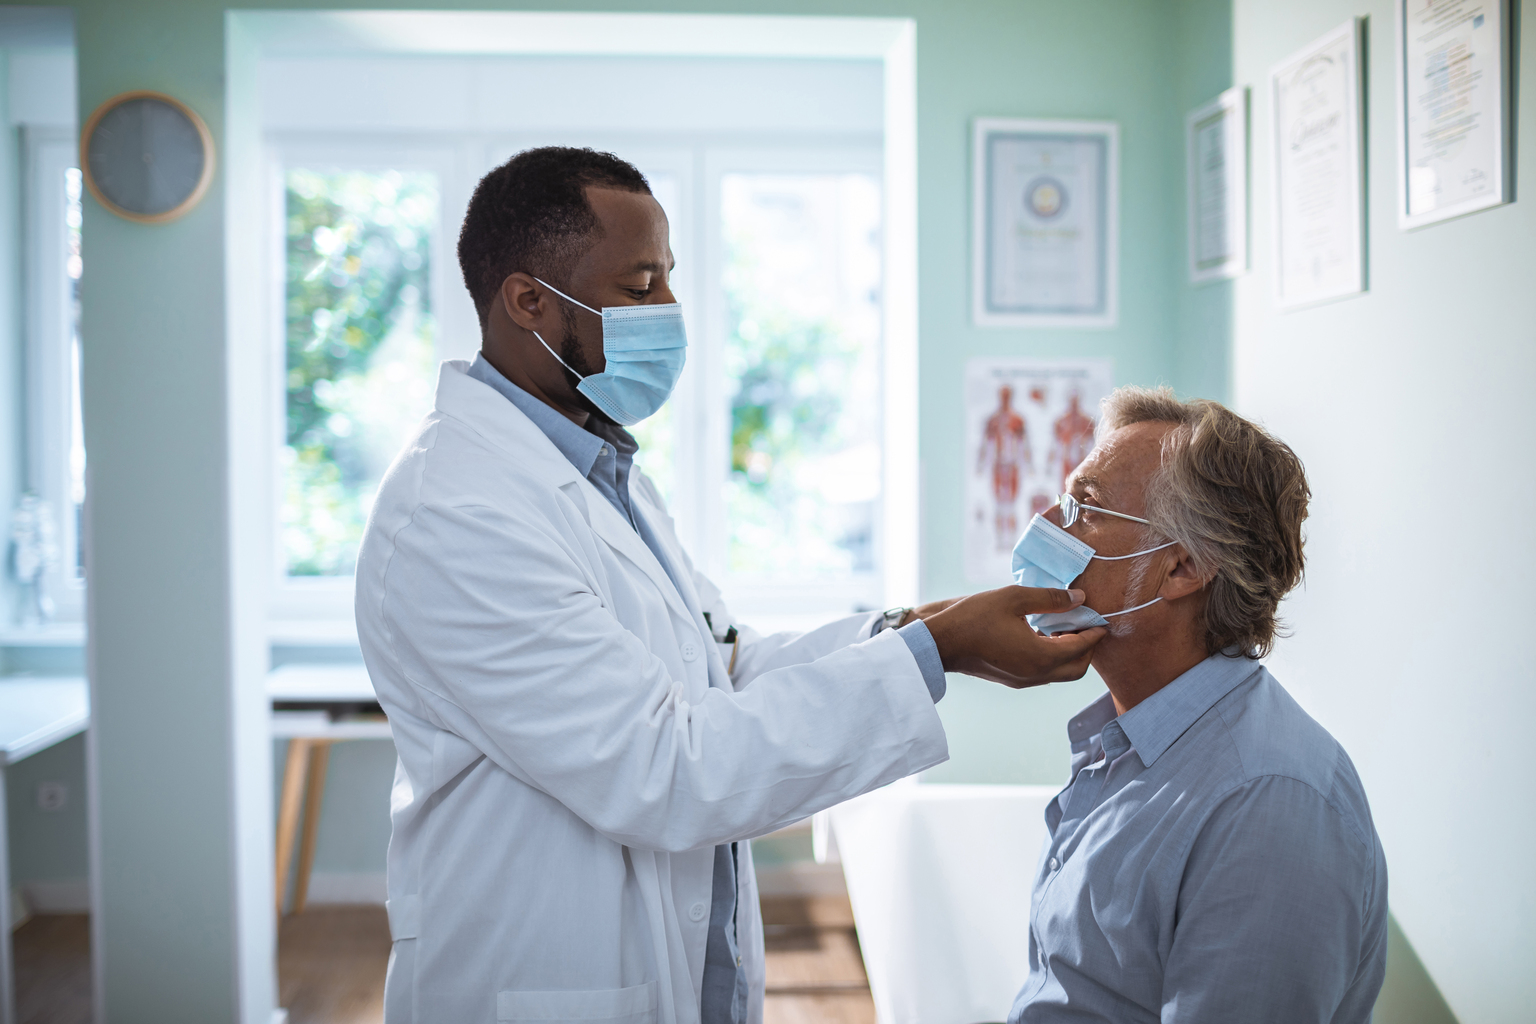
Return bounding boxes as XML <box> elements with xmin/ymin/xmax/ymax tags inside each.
<box><xmin>1058</xmin><ymin>493</ymin><xmax>1080</xmax><ymax>527</ymax></box>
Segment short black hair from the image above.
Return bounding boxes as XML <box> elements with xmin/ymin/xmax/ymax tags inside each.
<box><xmin>457</xmin><ymin>147</ymin><xmax>651</xmax><ymax>331</ymax></box>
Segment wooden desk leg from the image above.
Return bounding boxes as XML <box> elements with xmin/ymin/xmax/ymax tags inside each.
<box><xmin>274</xmin><ymin>738</ymin><xmax>312</xmax><ymax>916</ymax></box>
<box><xmin>292</xmin><ymin>740</ymin><xmax>332</xmax><ymax>915</ymax></box>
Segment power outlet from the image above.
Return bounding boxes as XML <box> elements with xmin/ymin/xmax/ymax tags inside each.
<box><xmin>36</xmin><ymin>780</ymin><xmax>68</xmax><ymax>812</ymax></box>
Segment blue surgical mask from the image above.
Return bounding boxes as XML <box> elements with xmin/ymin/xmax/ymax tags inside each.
<box><xmin>530</xmin><ymin>277</ymin><xmax>687</xmax><ymax>426</ymax></box>
<box><xmin>1010</xmin><ymin>514</ymin><xmax>1177</xmax><ymax>636</ymax></box>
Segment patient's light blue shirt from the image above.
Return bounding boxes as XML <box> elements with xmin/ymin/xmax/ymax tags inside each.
<box><xmin>1009</xmin><ymin>654</ymin><xmax>1389</xmax><ymax>1024</ymax></box>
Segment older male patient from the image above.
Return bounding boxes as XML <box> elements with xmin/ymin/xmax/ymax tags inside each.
<box><xmin>1008</xmin><ymin>387</ymin><xmax>1388</xmax><ymax>1024</ymax></box>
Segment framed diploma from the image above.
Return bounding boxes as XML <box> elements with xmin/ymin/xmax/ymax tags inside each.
<box><xmin>1396</xmin><ymin>0</ymin><xmax>1510</xmax><ymax>229</ymax></box>
<box><xmin>1270</xmin><ymin>20</ymin><xmax>1366</xmax><ymax>310</ymax></box>
<box><xmin>1185</xmin><ymin>87</ymin><xmax>1249</xmax><ymax>284</ymax></box>
<box><xmin>972</xmin><ymin>118</ymin><xmax>1118</xmax><ymax>328</ymax></box>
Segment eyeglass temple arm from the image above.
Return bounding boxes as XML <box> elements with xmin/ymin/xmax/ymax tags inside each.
<box><xmin>1080</xmin><ymin>503</ymin><xmax>1152</xmax><ymax>525</ymax></box>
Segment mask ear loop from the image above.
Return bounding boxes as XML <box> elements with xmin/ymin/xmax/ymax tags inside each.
<box><xmin>1092</xmin><ymin>539</ymin><xmax>1178</xmax><ymax>561</ymax></box>
<box><xmin>1100</xmin><ymin>595</ymin><xmax>1163</xmax><ymax>618</ymax></box>
<box><xmin>1095</xmin><ymin>539</ymin><xmax>1179</xmax><ymax>618</ymax></box>
<box><xmin>532</xmin><ymin>276</ymin><xmax>603</xmax><ymax>316</ymax></box>
<box><xmin>502</xmin><ymin>283</ymin><xmax>590</xmax><ymax>382</ymax></box>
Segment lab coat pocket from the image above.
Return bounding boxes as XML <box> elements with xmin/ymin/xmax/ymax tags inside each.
<box><xmin>496</xmin><ymin>980</ymin><xmax>658</xmax><ymax>1023</ymax></box>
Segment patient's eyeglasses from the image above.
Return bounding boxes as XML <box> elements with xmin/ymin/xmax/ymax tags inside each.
<box><xmin>1057</xmin><ymin>493</ymin><xmax>1151</xmax><ymax>529</ymax></box>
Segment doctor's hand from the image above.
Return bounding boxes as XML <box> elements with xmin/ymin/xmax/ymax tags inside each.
<box><xmin>923</xmin><ymin>586</ymin><xmax>1106</xmax><ymax>689</ymax></box>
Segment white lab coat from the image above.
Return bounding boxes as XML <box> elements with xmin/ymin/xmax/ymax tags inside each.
<box><xmin>355</xmin><ymin>360</ymin><xmax>948</xmax><ymax>1024</ymax></box>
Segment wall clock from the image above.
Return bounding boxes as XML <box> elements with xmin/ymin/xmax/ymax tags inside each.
<box><xmin>80</xmin><ymin>91</ymin><xmax>215</xmax><ymax>224</ymax></box>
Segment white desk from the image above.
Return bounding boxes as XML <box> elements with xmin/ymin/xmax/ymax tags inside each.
<box><xmin>268</xmin><ymin>665</ymin><xmax>390</xmax><ymax>915</ymax></box>
<box><xmin>0</xmin><ymin>677</ymin><xmax>89</xmax><ymax>1024</ymax></box>
<box><xmin>828</xmin><ymin>782</ymin><xmax>1058</xmax><ymax>1024</ymax></box>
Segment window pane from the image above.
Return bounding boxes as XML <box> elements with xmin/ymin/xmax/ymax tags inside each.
<box><xmin>284</xmin><ymin>170</ymin><xmax>438</xmax><ymax>576</ymax></box>
<box><xmin>722</xmin><ymin>173</ymin><xmax>882</xmax><ymax>579</ymax></box>
<box><xmin>65</xmin><ymin>167</ymin><xmax>84</xmax><ymax>580</ymax></box>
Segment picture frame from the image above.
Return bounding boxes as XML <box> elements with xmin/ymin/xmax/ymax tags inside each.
<box><xmin>1185</xmin><ymin>87</ymin><xmax>1249</xmax><ymax>284</ymax></box>
<box><xmin>1270</xmin><ymin>19</ymin><xmax>1366</xmax><ymax>310</ymax></box>
<box><xmin>972</xmin><ymin>118</ymin><xmax>1119</xmax><ymax>328</ymax></box>
<box><xmin>1395</xmin><ymin>0</ymin><xmax>1511</xmax><ymax>229</ymax></box>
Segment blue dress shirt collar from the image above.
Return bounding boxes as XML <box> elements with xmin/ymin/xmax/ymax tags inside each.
<box><xmin>1115</xmin><ymin>652</ymin><xmax>1262</xmax><ymax>767</ymax></box>
<box><xmin>1067</xmin><ymin>653</ymin><xmax>1264</xmax><ymax>769</ymax></box>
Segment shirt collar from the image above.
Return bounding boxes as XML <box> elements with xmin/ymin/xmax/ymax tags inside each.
<box><xmin>1115</xmin><ymin>653</ymin><xmax>1263</xmax><ymax>767</ymax></box>
<box><xmin>468</xmin><ymin>354</ymin><xmax>606</xmax><ymax>477</ymax></box>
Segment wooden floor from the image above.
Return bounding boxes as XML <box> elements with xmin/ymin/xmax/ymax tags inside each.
<box><xmin>13</xmin><ymin>915</ymin><xmax>92</xmax><ymax>1024</ymax></box>
<box><xmin>12</xmin><ymin>895</ymin><xmax>874</xmax><ymax>1024</ymax></box>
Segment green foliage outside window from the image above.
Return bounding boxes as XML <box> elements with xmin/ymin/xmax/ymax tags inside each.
<box><xmin>284</xmin><ymin>170</ymin><xmax>437</xmax><ymax>576</ymax></box>
<box><xmin>722</xmin><ymin>224</ymin><xmax>862</xmax><ymax>576</ymax></box>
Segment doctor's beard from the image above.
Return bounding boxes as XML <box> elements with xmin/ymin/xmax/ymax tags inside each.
<box><xmin>557</xmin><ymin>304</ymin><xmax>620</xmax><ymax>427</ymax></box>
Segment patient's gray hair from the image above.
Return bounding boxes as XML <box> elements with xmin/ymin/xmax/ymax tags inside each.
<box><xmin>1101</xmin><ymin>386</ymin><xmax>1310</xmax><ymax>658</ymax></box>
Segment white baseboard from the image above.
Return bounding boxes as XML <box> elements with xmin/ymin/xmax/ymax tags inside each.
<box><xmin>8</xmin><ymin>887</ymin><xmax>30</xmax><ymax>930</ymax></box>
<box><xmin>304</xmin><ymin>871</ymin><xmax>387</xmax><ymax>905</ymax></box>
<box><xmin>753</xmin><ymin>862</ymin><xmax>847</xmax><ymax>897</ymax></box>
<box><xmin>22</xmin><ymin>879</ymin><xmax>90</xmax><ymax>914</ymax></box>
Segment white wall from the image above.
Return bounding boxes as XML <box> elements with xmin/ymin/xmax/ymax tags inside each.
<box><xmin>1231</xmin><ymin>2</ymin><xmax>1534</xmax><ymax>1021</ymax></box>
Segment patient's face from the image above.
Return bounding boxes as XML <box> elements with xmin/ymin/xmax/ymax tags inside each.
<box><xmin>1049</xmin><ymin>421</ymin><xmax>1175</xmax><ymax>626</ymax></box>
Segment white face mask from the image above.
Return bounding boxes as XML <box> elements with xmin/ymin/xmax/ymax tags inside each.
<box><xmin>1010</xmin><ymin>513</ymin><xmax>1176</xmax><ymax>636</ymax></box>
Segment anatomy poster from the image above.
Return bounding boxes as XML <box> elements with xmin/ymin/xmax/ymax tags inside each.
<box><xmin>964</xmin><ymin>359</ymin><xmax>1113</xmax><ymax>584</ymax></box>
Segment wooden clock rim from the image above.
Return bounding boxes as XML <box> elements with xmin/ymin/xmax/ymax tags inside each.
<box><xmin>79</xmin><ymin>90</ymin><xmax>216</xmax><ymax>225</ymax></box>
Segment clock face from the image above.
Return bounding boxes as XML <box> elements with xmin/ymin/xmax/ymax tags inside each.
<box><xmin>85</xmin><ymin>95</ymin><xmax>209</xmax><ymax>220</ymax></box>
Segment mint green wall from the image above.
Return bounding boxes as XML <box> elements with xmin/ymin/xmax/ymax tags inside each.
<box><xmin>924</xmin><ymin>0</ymin><xmax>1232</xmax><ymax>787</ymax></box>
<box><xmin>4</xmin><ymin>733</ymin><xmax>89</xmax><ymax>885</ymax></box>
<box><xmin>69</xmin><ymin>0</ymin><xmax>240</xmax><ymax>1016</ymax></box>
<box><xmin>1171</xmin><ymin>0</ymin><xmax>1235</xmax><ymax>403</ymax></box>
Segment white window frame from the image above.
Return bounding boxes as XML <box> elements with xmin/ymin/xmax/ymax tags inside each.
<box><xmin>254</xmin><ymin>35</ymin><xmax>917</xmax><ymax>638</ymax></box>
<box><xmin>22</xmin><ymin>126</ymin><xmax>85</xmax><ymax>623</ymax></box>
<box><xmin>264</xmin><ymin>136</ymin><xmax>471</xmax><ymax>632</ymax></box>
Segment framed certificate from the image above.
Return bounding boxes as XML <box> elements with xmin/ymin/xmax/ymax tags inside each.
<box><xmin>1185</xmin><ymin>87</ymin><xmax>1249</xmax><ymax>284</ymax></box>
<box><xmin>1396</xmin><ymin>0</ymin><xmax>1511</xmax><ymax>229</ymax></box>
<box><xmin>1270</xmin><ymin>20</ymin><xmax>1366</xmax><ymax>310</ymax></box>
<box><xmin>972</xmin><ymin>118</ymin><xmax>1118</xmax><ymax>328</ymax></box>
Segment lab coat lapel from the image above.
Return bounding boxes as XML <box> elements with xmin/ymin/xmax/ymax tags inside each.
<box><xmin>630</xmin><ymin>492</ymin><xmax>734</xmax><ymax>692</ymax></box>
<box><xmin>434</xmin><ymin>360</ymin><xmax>582</xmax><ymax>487</ymax></box>
<box><xmin>436</xmin><ymin>360</ymin><xmax>695</xmax><ymax>626</ymax></box>
<box><xmin>580</xmin><ymin>484</ymin><xmax>696</xmax><ymax>627</ymax></box>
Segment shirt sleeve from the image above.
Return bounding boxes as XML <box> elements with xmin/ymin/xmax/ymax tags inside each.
<box><xmin>1161</xmin><ymin>774</ymin><xmax>1387</xmax><ymax>1024</ymax></box>
<box><xmin>896</xmin><ymin>620</ymin><xmax>946</xmax><ymax>703</ymax></box>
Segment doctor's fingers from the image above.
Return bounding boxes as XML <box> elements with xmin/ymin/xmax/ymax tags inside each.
<box><xmin>1000</xmin><ymin>584</ymin><xmax>1087</xmax><ymax>615</ymax></box>
<box><xmin>971</xmin><ymin>625</ymin><xmax>1105</xmax><ymax>688</ymax></box>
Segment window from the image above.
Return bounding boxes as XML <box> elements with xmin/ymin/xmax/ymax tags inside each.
<box><xmin>719</xmin><ymin>172</ymin><xmax>883</xmax><ymax>581</ymax></box>
<box><xmin>629</xmin><ymin>155</ymin><xmax>887</xmax><ymax>626</ymax></box>
<box><xmin>22</xmin><ymin>127</ymin><xmax>86</xmax><ymax>623</ymax></box>
<box><xmin>282</xmin><ymin>169</ymin><xmax>439</xmax><ymax>576</ymax></box>
<box><xmin>261</xmin><ymin>52</ymin><xmax>903</xmax><ymax>632</ymax></box>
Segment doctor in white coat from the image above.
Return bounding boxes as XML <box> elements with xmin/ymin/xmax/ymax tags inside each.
<box><xmin>356</xmin><ymin>147</ymin><xmax>1105</xmax><ymax>1024</ymax></box>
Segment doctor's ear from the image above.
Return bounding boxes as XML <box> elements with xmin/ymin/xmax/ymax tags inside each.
<box><xmin>499</xmin><ymin>273</ymin><xmax>551</xmax><ymax>331</ymax></box>
<box><xmin>1158</xmin><ymin>546</ymin><xmax>1210</xmax><ymax>602</ymax></box>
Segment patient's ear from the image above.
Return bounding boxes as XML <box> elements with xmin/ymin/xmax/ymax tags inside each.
<box><xmin>1157</xmin><ymin>547</ymin><xmax>1208</xmax><ymax>602</ymax></box>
